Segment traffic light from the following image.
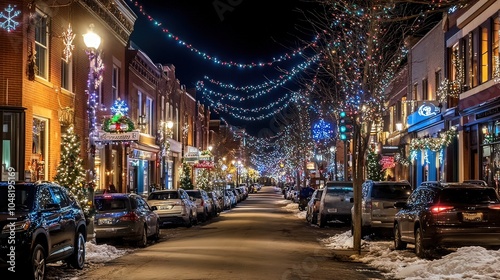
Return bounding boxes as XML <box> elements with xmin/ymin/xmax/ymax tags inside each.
<box><xmin>339</xmin><ymin>111</ymin><xmax>353</xmax><ymax>141</ymax></box>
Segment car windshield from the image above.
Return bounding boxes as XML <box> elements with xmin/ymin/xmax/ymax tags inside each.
<box><xmin>148</xmin><ymin>192</ymin><xmax>179</xmax><ymax>200</ymax></box>
<box><xmin>439</xmin><ymin>188</ymin><xmax>500</xmax><ymax>204</ymax></box>
<box><xmin>185</xmin><ymin>191</ymin><xmax>201</xmax><ymax>198</ymax></box>
<box><xmin>372</xmin><ymin>184</ymin><xmax>412</xmax><ymax>199</ymax></box>
<box><xmin>95</xmin><ymin>198</ymin><xmax>128</xmax><ymax>211</ymax></box>
<box><xmin>0</xmin><ymin>185</ymin><xmax>35</xmax><ymax>211</ymax></box>
<box><xmin>326</xmin><ymin>186</ymin><xmax>353</xmax><ymax>194</ymax></box>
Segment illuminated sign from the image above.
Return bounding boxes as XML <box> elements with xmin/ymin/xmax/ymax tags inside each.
<box><xmin>418</xmin><ymin>103</ymin><xmax>440</xmax><ymax>117</ymax></box>
<box><xmin>97</xmin><ymin>131</ymin><xmax>139</xmax><ymax>141</ymax></box>
<box><xmin>407</xmin><ymin>103</ymin><xmax>441</xmax><ymax>126</ymax></box>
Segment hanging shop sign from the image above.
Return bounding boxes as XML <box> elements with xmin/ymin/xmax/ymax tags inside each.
<box><xmin>407</xmin><ymin>103</ymin><xmax>441</xmax><ymax>126</ymax></box>
<box><xmin>184</xmin><ymin>146</ymin><xmax>200</xmax><ymax>162</ymax></box>
<box><xmin>381</xmin><ymin>145</ymin><xmax>400</xmax><ymax>155</ymax></box>
<box><xmin>97</xmin><ymin>130</ymin><xmax>140</xmax><ymax>141</ymax></box>
<box><xmin>380</xmin><ymin>156</ymin><xmax>395</xmax><ymax>169</ymax></box>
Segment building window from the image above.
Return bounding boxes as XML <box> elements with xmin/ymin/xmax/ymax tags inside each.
<box><xmin>161</xmin><ymin>96</ymin><xmax>165</xmax><ymax>122</ymax></box>
<box><xmin>112</xmin><ymin>66</ymin><xmax>119</xmax><ymax>101</ymax></box>
<box><xmin>137</xmin><ymin>91</ymin><xmax>142</xmax><ymax>121</ymax></box>
<box><xmin>472</xmin><ymin>30</ymin><xmax>479</xmax><ymax>87</ymax></box>
<box><xmin>61</xmin><ymin>57</ymin><xmax>72</xmax><ymax>91</ymax></box>
<box><xmin>481</xmin><ymin>24</ymin><xmax>490</xmax><ymax>83</ymax></box>
<box><xmin>422</xmin><ymin>78</ymin><xmax>428</xmax><ymax>101</ymax></box>
<box><xmin>145</xmin><ymin>97</ymin><xmax>153</xmax><ymax>135</ymax></box>
<box><xmin>34</xmin><ymin>11</ymin><xmax>49</xmax><ymax>80</ymax></box>
<box><xmin>492</xmin><ymin>17</ymin><xmax>500</xmax><ymax>80</ymax></box>
<box><xmin>435</xmin><ymin>70</ymin><xmax>441</xmax><ymax>96</ymax></box>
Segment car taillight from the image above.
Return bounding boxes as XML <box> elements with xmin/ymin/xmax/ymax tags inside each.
<box><xmin>200</xmin><ymin>199</ymin><xmax>204</xmax><ymax>206</ymax></box>
<box><xmin>430</xmin><ymin>205</ymin><xmax>454</xmax><ymax>213</ymax></box>
<box><xmin>120</xmin><ymin>212</ymin><xmax>139</xmax><ymax>221</ymax></box>
<box><xmin>488</xmin><ymin>204</ymin><xmax>500</xmax><ymax>210</ymax></box>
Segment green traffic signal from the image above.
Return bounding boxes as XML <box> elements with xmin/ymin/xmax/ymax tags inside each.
<box><xmin>340</xmin><ymin>111</ymin><xmax>346</xmax><ymax>118</ymax></box>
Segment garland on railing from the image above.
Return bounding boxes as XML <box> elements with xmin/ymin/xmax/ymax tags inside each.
<box><xmin>409</xmin><ymin>126</ymin><xmax>458</xmax><ymax>161</ymax></box>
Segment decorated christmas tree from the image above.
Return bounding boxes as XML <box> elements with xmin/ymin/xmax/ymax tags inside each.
<box><xmin>196</xmin><ymin>168</ymin><xmax>210</xmax><ymax>190</ymax></box>
<box><xmin>54</xmin><ymin>125</ymin><xmax>90</xmax><ymax>215</ymax></box>
<box><xmin>367</xmin><ymin>148</ymin><xmax>384</xmax><ymax>181</ymax></box>
<box><xmin>180</xmin><ymin>162</ymin><xmax>194</xmax><ymax>189</ymax></box>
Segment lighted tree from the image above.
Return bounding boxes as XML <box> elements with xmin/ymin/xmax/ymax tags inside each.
<box><xmin>303</xmin><ymin>0</ymin><xmax>469</xmax><ymax>252</ymax></box>
<box><xmin>180</xmin><ymin>162</ymin><xmax>194</xmax><ymax>190</ymax></box>
<box><xmin>367</xmin><ymin>148</ymin><xmax>384</xmax><ymax>181</ymax></box>
<box><xmin>196</xmin><ymin>168</ymin><xmax>210</xmax><ymax>190</ymax></box>
<box><xmin>54</xmin><ymin>125</ymin><xmax>90</xmax><ymax>216</ymax></box>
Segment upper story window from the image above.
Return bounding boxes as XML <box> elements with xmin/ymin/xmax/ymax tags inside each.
<box><xmin>34</xmin><ymin>11</ymin><xmax>49</xmax><ymax>80</ymax></box>
<box><xmin>422</xmin><ymin>78</ymin><xmax>428</xmax><ymax>101</ymax></box>
<box><xmin>61</xmin><ymin>57</ymin><xmax>72</xmax><ymax>91</ymax></box>
<box><xmin>112</xmin><ymin>65</ymin><xmax>119</xmax><ymax>101</ymax></box>
<box><xmin>145</xmin><ymin>97</ymin><xmax>153</xmax><ymax>135</ymax></box>
<box><xmin>492</xmin><ymin>17</ymin><xmax>499</xmax><ymax>79</ymax></box>
<box><xmin>481</xmin><ymin>24</ymin><xmax>490</xmax><ymax>83</ymax></box>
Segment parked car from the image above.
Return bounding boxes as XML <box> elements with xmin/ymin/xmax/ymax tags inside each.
<box><xmin>185</xmin><ymin>189</ymin><xmax>214</xmax><ymax>222</ymax></box>
<box><xmin>318</xmin><ymin>181</ymin><xmax>354</xmax><ymax>227</ymax></box>
<box><xmin>394</xmin><ymin>181</ymin><xmax>500</xmax><ymax>258</ymax></box>
<box><xmin>0</xmin><ymin>182</ymin><xmax>87</xmax><ymax>280</ymax></box>
<box><xmin>147</xmin><ymin>189</ymin><xmax>197</xmax><ymax>228</ymax></box>
<box><xmin>94</xmin><ymin>193</ymin><xmax>160</xmax><ymax>247</ymax></box>
<box><xmin>207</xmin><ymin>191</ymin><xmax>222</xmax><ymax>216</ymax></box>
<box><xmin>353</xmin><ymin>180</ymin><xmax>412</xmax><ymax>236</ymax></box>
<box><xmin>462</xmin><ymin>180</ymin><xmax>489</xmax><ymax>187</ymax></box>
<box><xmin>306</xmin><ymin>188</ymin><xmax>324</xmax><ymax>224</ymax></box>
<box><xmin>225</xmin><ymin>189</ymin><xmax>237</xmax><ymax>208</ymax></box>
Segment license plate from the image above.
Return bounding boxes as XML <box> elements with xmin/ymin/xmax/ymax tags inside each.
<box><xmin>327</xmin><ymin>208</ymin><xmax>338</xmax><ymax>213</ymax></box>
<box><xmin>160</xmin><ymin>205</ymin><xmax>174</xmax><ymax>210</ymax></box>
<box><xmin>462</xmin><ymin>212</ymin><xmax>483</xmax><ymax>222</ymax></box>
<box><xmin>98</xmin><ymin>218</ymin><xmax>113</xmax><ymax>225</ymax></box>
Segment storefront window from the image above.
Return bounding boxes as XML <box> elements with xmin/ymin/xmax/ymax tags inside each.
<box><xmin>31</xmin><ymin>117</ymin><xmax>48</xmax><ymax>181</ymax></box>
<box><xmin>481</xmin><ymin>121</ymin><xmax>500</xmax><ymax>189</ymax></box>
<box><xmin>1</xmin><ymin>111</ymin><xmax>24</xmax><ymax>180</ymax></box>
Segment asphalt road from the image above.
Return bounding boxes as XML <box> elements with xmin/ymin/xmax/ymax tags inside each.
<box><xmin>74</xmin><ymin>186</ymin><xmax>388</xmax><ymax>280</ymax></box>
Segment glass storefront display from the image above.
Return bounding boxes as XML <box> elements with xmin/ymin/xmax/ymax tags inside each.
<box><xmin>481</xmin><ymin>121</ymin><xmax>500</xmax><ymax>191</ymax></box>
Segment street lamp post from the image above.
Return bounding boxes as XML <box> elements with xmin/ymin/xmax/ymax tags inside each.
<box><xmin>83</xmin><ymin>24</ymin><xmax>101</xmax><ymax>188</ymax></box>
<box><xmin>330</xmin><ymin>145</ymin><xmax>337</xmax><ymax>181</ymax></box>
<box><xmin>208</xmin><ymin>145</ymin><xmax>213</xmax><ymax>190</ymax></box>
<box><xmin>161</xmin><ymin>120</ymin><xmax>173</xmax><ymax>189</ymax></box>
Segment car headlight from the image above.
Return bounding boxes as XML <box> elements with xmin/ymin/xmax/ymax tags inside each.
<box><xmin>2</xmin><ymin>219</ymin><xmax>31</xmax><ymax>233</ymax></box>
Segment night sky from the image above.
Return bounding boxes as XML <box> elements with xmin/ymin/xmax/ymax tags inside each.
<box><xmin>128</xmin><ymin>0</ymin><xmax>318</xmax><ymax>135</ymax></box>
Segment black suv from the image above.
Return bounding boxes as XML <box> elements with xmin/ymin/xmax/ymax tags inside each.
<box><xmin>0</xmin><ymin>182</ymin><xmax>87</xmax><ymax>279</ymax></box>
<box><xmin>394</xmin><ymin>181</ymin><xmax>500</xmax><ymax>258</ymax></box>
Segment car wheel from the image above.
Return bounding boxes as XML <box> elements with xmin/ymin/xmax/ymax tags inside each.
<box><xmin>185</xmin><ymin>215</ymin><xmax>193</xmax><ymax>228</ymax></box>
<box><xmin>27</xmin><ymin>243</ymin><xmax>46</xmax><ymax>280</ymax></box>
<box><xmin>393</xmin><ymin>224</ymin><xmax>407</xmax><ymax>250</ymax></box>
<box><xmin>136</xmin><ymin>226</ymin><xmax>148</xmax><ymax>248</ymax></box>
<box><xmin>152</xmin><ymin>221</ymin><xmax>160</xmax><ymax>241</ymax></box>
<box><xmin>415</xmin><ymin>227</ymin><xmax>427</xmax><ymax>258</ymax></box>
<box><xmin>319</xmin><ymin>214</ymin><xmax>326</xmax><ymax>228</ymax></box>
<box><xmin>311</xmin><ymin>213</ymin><xmax>318</xmax><ymax>225</ymax></box>
<box><xmin>67</xmin><ymin>232</ymin><xmax>86</xmax><ymax>269</ymax></box>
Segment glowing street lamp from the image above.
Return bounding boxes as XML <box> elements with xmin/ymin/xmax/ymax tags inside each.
<box><xmin>83</xmin><ymin>24</ymin><xmax>101</xmax><ymax>187</ymax></box>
